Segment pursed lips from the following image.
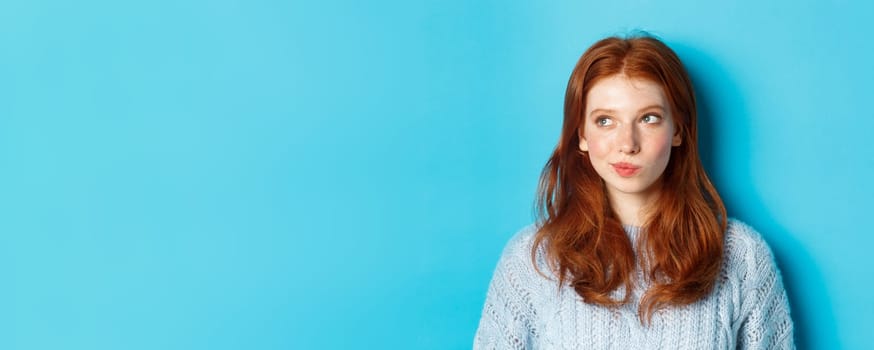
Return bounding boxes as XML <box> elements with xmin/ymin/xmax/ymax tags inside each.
<box><xmin>611</xmin><ymin>162</ymin><xmax>641</xmax><ymax>177</ymax></box>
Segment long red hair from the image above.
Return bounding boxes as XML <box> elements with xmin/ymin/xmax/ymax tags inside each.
<box><xmin>532</xmin><ymin>35</ymin><xmax>727</xmax><ymax>322</ymax></box>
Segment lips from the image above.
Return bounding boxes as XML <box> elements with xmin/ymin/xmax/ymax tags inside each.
<box><xmin>611</xmin><ymin>162</ymin><xmax>641</xmax><ymax>177</ymax></box>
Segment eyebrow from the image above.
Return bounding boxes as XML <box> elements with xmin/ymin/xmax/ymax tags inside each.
<box><xmin>588</xmin><ymin>104</ymin><xmax>666</xmax><ymax>117</ymax></box>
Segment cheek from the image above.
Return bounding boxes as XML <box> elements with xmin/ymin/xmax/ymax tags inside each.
<box><xmin>583</xmin><ymin>134</ymin><xmax>612</xmax><ymax>157</ymax></box>
<box><xmin>647</xmin><ymin>134</ymin><xmax>675</xmax><ymax>161</ymax></box>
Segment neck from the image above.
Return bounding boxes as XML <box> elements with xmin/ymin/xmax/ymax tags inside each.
<box><xmin>607</xmin><ymin>188</ymin><xmax>661</xmax><ymax>227</ymax></box>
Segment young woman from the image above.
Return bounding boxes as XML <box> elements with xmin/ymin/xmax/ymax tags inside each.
<box><xmin>474</xmin><ymin>35</ymin><xmax>794</xmax><ymax>349</ymax></box>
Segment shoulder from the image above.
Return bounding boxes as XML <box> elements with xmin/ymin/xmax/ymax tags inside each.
<box><xmin>721</xmin><ymin>220</ymin><xmax>796</xmax><ymax>346</ymax></box>
<box><xmin>722</xmin><ymin>219</ymin><xmax>781</xmax><ymax>284</ymax></box>
<box><xmin>501</xmin><ymin>223</ymin><xmax>540</xmax><ymax>256</ymax></box>
<box><xmin>492</xmin><ymin>223</ymin><xmax>553</xmax><ymax>279</ymax></box>
<box><xmin>475</xmin><ymin>224</ymin><xmax>550</xmax><ymax>348</ymax></box>
<box><xmin>492</xmin><ymin>224</ymin><xmax>539</xmax><ymax>269</ymax></box>
<box><xmin>724</xmin><ymin>219</ymin><xmax>774</xmax><ymax>259</ymax></box>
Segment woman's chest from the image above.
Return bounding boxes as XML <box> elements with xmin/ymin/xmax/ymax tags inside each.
<box><xmin>530</xmin><ymin>286</ymin><xmax>736</xmax><ymax>350</ymax></box>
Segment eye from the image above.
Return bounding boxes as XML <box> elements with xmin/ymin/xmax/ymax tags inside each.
<box><xmin>595</xmin><ymin>117</ymin><xmax>614</xmax><ymax>127</ymax></box>
<box><xmin>641</xmin><ymin>114</ymin><xmax>662</xmax><ymax>124</ymax></box>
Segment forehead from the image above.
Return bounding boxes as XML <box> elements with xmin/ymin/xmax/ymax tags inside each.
<box><xmin>585</xmin><ymin>75</ymin><xmax>668</xmax><ymax>113</ymax></box>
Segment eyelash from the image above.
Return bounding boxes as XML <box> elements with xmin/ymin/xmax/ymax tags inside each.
<box><xmin>594</xmin><ymin>114</ymin><xmax>662</xmax><ymax>127</ymax></box>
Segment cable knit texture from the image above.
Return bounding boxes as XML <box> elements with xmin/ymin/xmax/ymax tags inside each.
<box><xmin>474</xmin><ymin>219</ymin><xmax>794</xmax><ymax>349</ymax></box>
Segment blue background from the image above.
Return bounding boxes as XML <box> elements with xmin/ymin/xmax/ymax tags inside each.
<box><xmin>1</xmin><ymin>0</ymin><xmax>871</xmax><ymax>349</ymax></box>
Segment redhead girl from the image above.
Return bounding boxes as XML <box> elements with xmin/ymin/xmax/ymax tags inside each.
<box><xmin>474</xmin><ymin>35</ymin><xmax>794</xmax><ymax>349</ymax></box>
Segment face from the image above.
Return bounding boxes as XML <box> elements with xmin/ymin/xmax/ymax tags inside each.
<box><xmin>579</xmin><ymin>75</ymin><xmax>682</xmax><ymax>205</ymax></box>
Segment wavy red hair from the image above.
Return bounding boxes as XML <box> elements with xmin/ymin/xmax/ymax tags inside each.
<box><xmin>532</xmin><ymin>35</ymin><xmax>727</xmax><ymax>322</ymax></box>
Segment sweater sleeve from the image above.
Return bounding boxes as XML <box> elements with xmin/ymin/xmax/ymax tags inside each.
<box><xmin>473</xmin><ymin>230</ymin><xmax>539</xmax><ymax>350</ymax></box>
<box><xmin>732</xmin><ymin>223</ymin><xmax>795</xmax><ymax>350</ymax></box>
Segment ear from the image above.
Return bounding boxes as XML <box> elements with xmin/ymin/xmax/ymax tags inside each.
<box><xmin>578</xmin><ymin>136</ymin><xmax>589</xmax><ymax>152</ymax></box>
<box><xmin>672</xmin><ymin>129</ymin><xmax>682</xmax><ymax>147</ymax></box>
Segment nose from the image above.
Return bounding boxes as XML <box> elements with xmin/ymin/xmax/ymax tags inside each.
<box><xmin>618</xmin><ymin>125</ymin><xmax>640</xmax><ymax>155</ymax></box>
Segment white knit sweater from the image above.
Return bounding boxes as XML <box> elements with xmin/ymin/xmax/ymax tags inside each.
<box><xmin>474</xmin><ymin>219</ymin><xmax>794</xmax><ymax>349</ymax></box>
